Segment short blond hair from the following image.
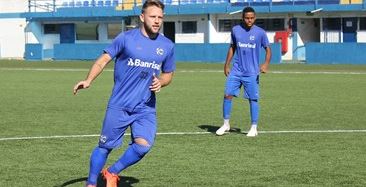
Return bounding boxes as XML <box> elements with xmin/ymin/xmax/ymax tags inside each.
<box><xmin>141</xmin><ymin>0</ymin><xmax>165</xmax><ymax>13</ymax></box>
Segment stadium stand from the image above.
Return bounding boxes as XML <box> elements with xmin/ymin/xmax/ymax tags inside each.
<box><xmin>58</xmin><ymin>0</ymin><xmax>354</xmax><ymax>7</ymax></box>
<box><xmin>60</xmin><ymin>0</ymin><xmax>121</xmax><ymax>7</ymax></box>
<box><xmin>2</xmin><ymin>0</ymin><xmax>366</xmax><ymax>62</ymax></box>
<box><xmin>340</xmin><ymin>0</ymin><xmax>363</xmax><ymax>4</ymax></box>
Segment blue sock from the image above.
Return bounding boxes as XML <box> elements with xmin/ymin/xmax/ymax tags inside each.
<box><xmin>87</xmin><ymin>147</ymin><xmax>111</xmax><ymax>185</ymax></box>
<box><xmin>223</xmin><ymin>98</ymin><xmax>232</xmax><ymax>119</ymax></box>
<box><xmin>108</xmin><ymin>143</ymin><xmax>151</xmax><ymax>174</ymax></box>
<box><xmin>249</xmin><ymin>99</ymin><xmax>259</xmax><ymax>125</ymax></box>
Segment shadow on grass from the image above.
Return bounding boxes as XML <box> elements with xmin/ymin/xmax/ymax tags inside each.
<box><xmin>55</xmin><ymin>174</ymin><xmax>139</xmax><ymax>187</ymax></box>
<box><xmin>198</xmin><ymin>124</ymin><xmax>241</xmax><ymax>134</ymax></box>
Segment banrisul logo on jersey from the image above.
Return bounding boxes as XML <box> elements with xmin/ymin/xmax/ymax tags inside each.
<box><xmin>237</xmin><ymin>42</ymin><xmax>256</xmax><ymax>49</ymax></box>
<box><xmin>127</xmin><ymin>58</ymin><xmax>161</xmax><ymax>70</ymax></box>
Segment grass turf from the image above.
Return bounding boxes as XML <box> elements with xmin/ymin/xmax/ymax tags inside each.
<box><xmin>0</xmin><ymin>60</ymin><xmax>365</xmax><ymax>186</ymax></box>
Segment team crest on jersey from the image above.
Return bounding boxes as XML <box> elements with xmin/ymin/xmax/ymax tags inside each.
<box><xmin>156</xmin><ymin>48</ymin><xmax>164</xmax><ymax>55</ymax></box>
<box><xmin>99</xmin><ymin>135</ymin><xmax>107</xmax><ymax>143</ymax></box>
<box><xmin>250</xmin><ymin>35</ymin><xmax>255</xmax><ymax>41</ymax></box>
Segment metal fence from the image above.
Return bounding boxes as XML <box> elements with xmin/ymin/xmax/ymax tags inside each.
<box><xmin>28</xmin><ymin>0</ymin><xmax>365</xmax><ymax>12</ymax></box>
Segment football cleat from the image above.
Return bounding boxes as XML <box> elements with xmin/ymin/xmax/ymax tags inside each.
<box><xmin>102</xmin><ymin>168</ymin><xmax>120</xmax><ymax>187</ymax></box>
<box><xmin>216</xmin><ymin>124</ymin><xmax>230</xmax><ymax>136</ymax></box>
<box><xmin>246</xmin><ymin>127</ymin><xmax>258</xmax><ymax>137</ymax></box>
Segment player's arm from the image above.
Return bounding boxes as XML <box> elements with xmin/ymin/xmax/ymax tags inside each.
<box><xmin>224</xmin><ymin>44</ymin><xmax>235</xmax><ymax>77</ymax></box>
<box><xmin>150</xmin><ymin>72</ymin><xmax>174</xmax><ymax>92</ymax></box>
<box><xmin>260</xmin><ymin>46</ymin><xmax>271</xmax><ymax>73</ymax></box>
<box><xmin>73</xmin><ymin>53</ymin><xmax>112</xmax><ymax>95</ymax></box>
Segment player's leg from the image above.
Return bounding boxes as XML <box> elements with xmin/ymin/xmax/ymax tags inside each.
<box><xmin>216</xmin><ymin>95</ymin><xmax>233</xmax><ymax>135</ymax></box>
<box><xmin>86</xmin><ymin>146</ymin><xmax>112</xmax><ymax>187</ymax></box>
<box><xmin>247</xmin><ymin>99</ymin><xmax>259</xmax><ymax>137</ymax></box>
<box><xmin>242</xmin><ymin>75</ymin><xmax>260</xmax><ymax>137</ymax></box>
<box><xmin>107</xmin><ymin>138</ymin><xmax>152</xmax><ymax>174</ymax></box>
<box><xmin>107</xmin><ymin>110</ymin><xmax>156</xmax><ymax>174</ymax></box>
<box><xmin>86</xmin><ymin>108</ymin><xmax>131</xmax><ymax>187</ymax></box>
<box><xmin>217</xmin><ymin>74</ymin><xmax>241</xmax><ymax>135</ymax></box>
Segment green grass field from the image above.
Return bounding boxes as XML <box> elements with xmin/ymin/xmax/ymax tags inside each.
<box><xmin>0</xmin><ymin>60</ymin><xmax>366</xmax><ymax>186</ymax></box>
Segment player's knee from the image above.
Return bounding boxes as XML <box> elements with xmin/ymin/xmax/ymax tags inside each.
<box><xmin>132</xmin><ymin>142</ymin><xmax>151</xmax><ymax>157</ymax></box>
<box><xmin>95</xmin><ymin>146</ymin><xmax>112</xmax><ymax>155</ymax></box>
<box><xmin>224</xmin><ymin>95</ymin><xmax>233</xmax><ymax>100</ymax></box>
<box><xmin>134</xmin><ymin>137</ymin><xmax>150</xmax><ymax>146</ymax></box>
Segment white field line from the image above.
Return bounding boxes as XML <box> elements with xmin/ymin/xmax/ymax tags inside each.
<box><xmin>0</xmin><ymin>67</ymin><xmax>366</xmax><ymax>75</ymax></box>
<box><xmin>1</xmin><ymin>129</ymin><xmax>366</xmax><ymax>141</ymax></box>
<box><xmin>0</xmin><ymin>67</ymin><xmax>107</xmax><ymax>72</ymax></box>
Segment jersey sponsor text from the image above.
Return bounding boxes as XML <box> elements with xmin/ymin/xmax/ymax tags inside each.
<box><xmin>127</xmin><ymin>58</ymin><xmax>161</xmax><ymax>70</ymax></box>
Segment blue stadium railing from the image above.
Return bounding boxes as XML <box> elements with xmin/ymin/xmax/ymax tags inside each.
<box><xmin>28</xmin><ymin>0</ymin><xmax>365</xmax><ymax>12</ymax></box>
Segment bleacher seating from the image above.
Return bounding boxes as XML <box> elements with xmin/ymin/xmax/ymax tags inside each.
<box><xmin>60</xmin><ymin>0</ymin><xmax>121</xmax><ymax>8</ymax></box>
<box><xmin>340</xmin><ymin>0</ymin><xmax>363</xmax><ymax>4</ymax></box>
<box><xmin>59</xmin><ymin>0</ymin><xmax>350</xmax><ymax>8</ymax></box>
<box><xmin>97</xmin><ymin>0</ymin><xmax>104</xmax><ymax>6</ymax></box>
<box><xmin>83</xmin><ymin>1</ymin><xmax>89</xmax><ymax>6</ymax></box>
<box><xmin>105</xmin><ymin>0</ymin><xmax>112</xmax><ymax>6</ymax></box>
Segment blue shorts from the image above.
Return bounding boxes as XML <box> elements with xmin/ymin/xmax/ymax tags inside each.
<box><xmin>224</xmin><ymin>74</ymin><xmax>259</xmax><ymax>100</ymax></box>
<box><xmin>98</xmin><ymin>107</ymin><xmax>157</xmax><ymax>149</ymax></box>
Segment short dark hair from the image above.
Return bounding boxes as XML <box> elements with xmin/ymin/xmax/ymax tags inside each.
<box><xmin>242</xmin><ymin>6</ymin><xmax>255</xmax><ymax>17</ymax></box>
<box><xmin>142</xmin><ymin>0</ymin><xmax>165</xmax><ymax>13</ymax></box>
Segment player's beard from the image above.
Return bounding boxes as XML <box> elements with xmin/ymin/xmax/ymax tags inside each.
<box><xmin>144</xmin><ymin>22</ymin><xmax>161</xmax><ymax>37</ymax></box>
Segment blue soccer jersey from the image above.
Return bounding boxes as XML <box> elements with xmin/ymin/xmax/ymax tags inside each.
<box><xmin>230</xmin><ymin>24</ymin><xmax>269</xmax><ymax>76</ymax></box>
<box><xmin>104</xmin><ymin>28</ymin><xmax>175</xmax><ymax>112</ymax></box>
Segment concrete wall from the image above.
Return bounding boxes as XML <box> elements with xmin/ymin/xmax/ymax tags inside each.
<box><xmin>306</xmin><ymin>42</ymin><xmax>366</xmax><ymax>64</ymax></box>
<box><xmin>164</xmin><ymin>15</ymin><xmax>207</xmax><ymax>43</ymax></box>
<box><xmin>358</xmin><ymin>31</ymin><xmax>366</xmax><ymax>43</ymax></box>
<box><xmin>54</xmin><ymin>43</ymin><xmax>108</xmax><ymax>60</ymax></box>
<box><xmin>46</xmin><ymin>42</ymin><xmax>283</xmax><ymax>63</ymax></box>
<box><xmin>25</xmin><ymin>44</ymin><xmax>43</xmax><ymax>60</ymax></box>
<box><xmin>25</xmin><ymin>22</ymin><xmax>43</xmax><ymax>44</ymax></box>
<box><xmin>0</xmin><ymin>1</ymin><xmax>28</xmax><ymax>58</ymax></box>
<box><xmin>0</xmin><ymin>18</ymin><xmax>26</xmax><ymax>58</ymax></box>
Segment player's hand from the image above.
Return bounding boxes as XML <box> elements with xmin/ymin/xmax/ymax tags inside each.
<box><xmin>260</xmin><ymin>64</ymin><xmax>269</xmax><ymax>74</ymax></box>
<box><xmin>73</xmin><ymin>80</ymin><xmax>91</xmax><ymax>95</ymax></box>
<box><xmin>150</xmin><ymin>74</ymin><xmax>161</xmax><ymax>92</ymax></box>
<box><xmin>224</xmin><ymin>64</ymin><xmax>230</xmax><ymax>77</ymax></box>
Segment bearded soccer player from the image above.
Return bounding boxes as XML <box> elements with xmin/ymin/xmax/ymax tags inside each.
<box><xmin>73</xmin><ymin>0</ymin><xmax>175</xmax><ymax>186</ymax></box>
<box><xmin>216</xmin><ymin>6</ymin><xmax>271</xmax><ymax>137</ymax></box>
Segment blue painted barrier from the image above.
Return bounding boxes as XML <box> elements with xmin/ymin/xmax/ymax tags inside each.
<box><xmin>25</xmin><ymin>44</ymin><xmax>43</xmax><ymax>60</ymax></box>
<box><xmin>306</xmin><ymin>42</ymin><xmax>366</xmax><ymax>64</ymax></box>
<box><xmin>50</xmin><ymin>43</ymin><xmax>281</xmax><ymax>63</ymax></box>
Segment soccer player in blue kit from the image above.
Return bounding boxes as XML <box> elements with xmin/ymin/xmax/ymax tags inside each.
<box><xmin>216</xmin><ymin>7</ymin><xmax>271</xmax><ymax>137</ymax></box>
<box><xmin>73</xmin><ymin>0</ymin><xmax>175</xmax><ymax>186</ymax></box>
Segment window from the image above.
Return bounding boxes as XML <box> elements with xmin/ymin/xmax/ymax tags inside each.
<box><xmin>323</xmin><ymin>18</ymin><xmax>341</xmax><ymax>30</ymax></box>
<box><xmin>269</xmin><ymin>19</ymin><xmax>284</xmax><ymax>30</ymax></box>
<box><xmin>219</xmin><ymin>19</ymin><xmax>241</xmax><ymax>32</ymax></box>
<box><xmin>44</xmin><ymin>24</ymin><xmax>59</xmax><ymax>34</ymax></box>
<box><xmin>256</xmin><ymin>19</ymin><xmax>285</xmax><ymax>31</ymax></box>
<box><xmin>218</xmin><ymin>18</ymin><xmax>284</xmax><ymax>32</ymax></box>
<box><xmin>182</xmin><ymin>21</ymin><xmax>197</xmax><ymax>33</ymax></box>
<box><xmin>107</xmin><ymin>23</ymin><xmax>122</xmax><ymax>39</ymax></box>
<box><xmin>255</xmin><ymin>19</ymin><xmax>265</xmax><ymax>29</ymax></box>
<box><xmin>76</xmin><ymin>23</ymin><xmax>99</xmax><ymax>40</ymax></box>
<box><xmin>360</xmin><ymin>17</ymin><xmax>366</xmax><ymax>30</ymax></box>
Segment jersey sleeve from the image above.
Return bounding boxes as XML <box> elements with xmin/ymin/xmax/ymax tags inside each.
<box><xmin>103</xmin><ymin>32</ymin><xmax>125</xmax><ymax>59</ymax></box>
<box><xmin>230</xmin><ymin>29</ymin><xmax>236</xmax><ymax>45</ymax></box>
<box><xmin>161</xmin><ymin>45</ymin><xmax>175</xmax><ymax>73</ymax></box>
<box><xmin>261</xmin><ymin>30</ymin><xmax>270</xmax><ymax>48</ymax></box>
